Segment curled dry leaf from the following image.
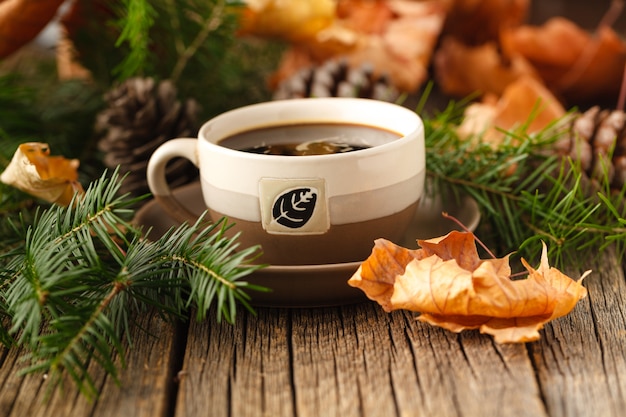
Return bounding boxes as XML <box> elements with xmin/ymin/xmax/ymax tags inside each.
<box><xmin>238</xmin><ymin>0</ymin><xmax>336</xmax><ymax>42</ymax></box>
<box><xmin>0</xmin><ymin>0</ymin><xmax>66</xmax><ymax>58</ymax></box>
<box><xmin>246</xmin><ymin>0</ymin><xmax>447</xmax><ymax>93</ymax></box>
<box><xmin>0</xmin><ymin>142</ymin><xmax>84</xmax><ymax>206</ymax></box>
<box><xmin>434</xmin><ymin>36</ymin><xmax>537</xmax><ymax>98</ymax></box>
<box><xmin>433</xmin><ymin>10</ymin><xmax>626</xmax><ymax>109</ymax></box>
<box><xmin>456</xmin><ymin>76</ymin><xmax>566</xmax><ymax>147</ymax></box>
<box><xmin>501</xmin><ymin>16</ymin><xmax>626</xmax><ymax>106</ymax></box>
<box><xmin>348</xmin><ymin>231</ymin><xmax>589</xmax><ymax>343</ymax></box>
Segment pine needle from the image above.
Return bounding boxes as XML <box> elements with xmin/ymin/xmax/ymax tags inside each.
<box><xmin>0</xmin><ymin>169</ymin><xmax>265</xmax><ymax>397</ymax></box>
<box><xmin>113</xmin><ymin>0</ymin><xmax>157</xmax><ymax>79</ymax></box>
<box><xmin>424</xmin><ymin>101</ymin><xmax>626</xmax><ymax>265</ymax></box>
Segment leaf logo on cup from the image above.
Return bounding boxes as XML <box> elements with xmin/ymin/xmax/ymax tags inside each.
<box><xmin>272</xmin><ymin>188</ymin><xmax>317</xmax><ymax>228</ymax></box>
<box><xmin>260</xmin><ymin>178</ymin><xmax>329</xmax><ymax>235</ymax></box>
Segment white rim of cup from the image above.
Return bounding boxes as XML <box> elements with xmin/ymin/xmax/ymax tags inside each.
<box><xmin>198</xmin><ymin>98</ymin><xmax>423</xmax><ymax>161</ymax></box>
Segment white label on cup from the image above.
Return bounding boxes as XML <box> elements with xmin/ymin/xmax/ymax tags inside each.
<box><xmin>259</xmin><ymin>178</ymin><xmax>329</xmax><ymax>235</ymax></box>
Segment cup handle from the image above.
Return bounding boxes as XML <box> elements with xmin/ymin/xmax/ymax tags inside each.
<box><xmin>146</xmin><ymin>138</ymin><xmax>200</xmax><ymax>225</ymax></box>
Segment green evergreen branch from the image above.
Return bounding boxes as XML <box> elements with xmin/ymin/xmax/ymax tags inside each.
<box><xmin>25</xmin><ymin>283</ymin><xmax>127</xmax><ymax>399</ymax></box>
<box><xmin>113</xmin><ymin>0</ymin><xmax>157</xmax><ymax>79</ymax></box>
<box><xmin>170</xmin><ymin>0</ymin><xmax>228</xmax><ymax>83</ymax></box>
<box><xmin>0</xmin><ymin>169</ymin><xmax>265</xmax><ymax>397</ymax></box>
<box><xmin>112</xmin><ymin>0</ymin><xmax>243</xmax><ymax>83</ymax></box>
<box><xmin>424</xmin><ymin>103</ymin><xmax>626</xmax><ymax>266</ymax></box>
<box><xmin>164</xmin><ymin>0</ymin><xmax>185</xmax><ymax>57</ymax></box>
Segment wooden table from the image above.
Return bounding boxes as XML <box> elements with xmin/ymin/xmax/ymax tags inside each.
<box><xmin>1</xmin><ymin>247</ymin><xmax>625</xmax><ymax>417</ymax></box>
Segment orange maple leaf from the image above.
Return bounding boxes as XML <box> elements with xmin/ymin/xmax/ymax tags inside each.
<box><xmin>348</xmin><ymin>231</ymin><xmax>589</xmax><ymax>343</ymax></box>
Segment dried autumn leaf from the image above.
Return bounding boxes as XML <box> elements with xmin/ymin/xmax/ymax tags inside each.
<box><xmin>0</xmin><ymin>142</ymin><xmax>84</xmax><ymax>206</ymax></box>
<box><xmin>56</xmin><ymin>26</ymin><xmax>91</xmax><ymax>81</ymax></box>
<box><xmin>336</xmin><ymin>0</ymin><xmax>393</xmax><ymax>34</ymax></box>
<box><xmin>348</xmin><ymin>0</ymin><xmax>447</xmax><ymax>92</ymax></box>
<box><xmin>456</xmin><ymin>76</ymin><xmax>566</xmax><ymax>147</ymax></box>
<box><xmin>434</xmin><ymin>36</ymin><xmax>537</xmax><ymax>98</ymax></box>
<box><xmin>258</xmin><ymin>0</ymin><xmax>447</xmax><ymax>93</ymax></box>
<box><xmin>0</xmin><ymin>0</ymin><xmax>66</xmax><ymax>58</ymax></box>
<box><xmin>348</xmin><ymin>231</ymin><xmax>589</xmax><ymax>343</ymax></box>
<box><xmin>238</xmin><ymin>0</ymin><xmax>336</xmax><ymax>42</ymax></box>
<box><xmin>501</xmin><ymin>16</ymin><xmax>626</xmax><ymax>106</ymax></box>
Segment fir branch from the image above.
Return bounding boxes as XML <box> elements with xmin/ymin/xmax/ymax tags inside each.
<box><xmin>164</xmin><ymin>0</ymin><xmax>185</xmax><ymax>57</ymax></box>
<box><xmin>170</xmin><ymin>0</ymin><xmax>228</xmax><ymax>83</ymax></box>
<box><xmin>0</xmin><ymin>169</ymin><xmax>265</xmax><ymax>397</ymax></box>
<box><xmin>154</xmin><ymin>218</ymin><xmax>266</xmax><ymax>323</ymax></box>
<box><xmin>111</xmin><ymin>0</ymin><xmax>242</xmax><ymax>82</ymax></box>
<box><xmin>113</xmin><ymin>0</ymin><xmax>157</xmax><ymax>79</ymax></box>
<box><xmin>424</xmin><ymin>103</ymin><xmax>626</xmax><ymax>266</ymax></box>
<box><xmin>105</xmin><ymin>0</ymin><xmax>273</xmax><ymax>118</ymax></box>
<box><xmin>0</xmin><ymin>74</ymin><xmax>104</xmax><ymax>181</ymax></box>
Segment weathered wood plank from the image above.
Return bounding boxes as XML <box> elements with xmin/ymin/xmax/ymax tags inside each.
<box><xmin>393</xmin><ymin>310</ymin><xmax>547</xmax><ymax>417</ymax></box>
<box><xmin>530</xmin><ymin>251</ymin><xmax>626</xmax><ymax>417</ymax></box>
<box><xmin>90</xmin><ymin>313</ymin><xmax>182</xmax><ymax>417</ymax></box>
<box><xmin>179</xmin><ymin>302</ymin><xmax>549</xmax><ymax>417</ymax></box>
<box><xmin>290</xmin><ymin>306</ymin><xmax>390</xmax><ymax>417</ymax></box>
<box><xmin>0</xmin><ymin>310</ymin><xmax>178</xmax><ymax>417</ymax></box>
<box><xmin>290</xmin><ymin>304</ymin><xmax>547</xmax><ymax>417</ymax></box>
<box><xmin>175</xmin><ymin>308</ymin><xmax>295</xmax><ymax>417</ymax></box>
<box><xmin>174</xmin><ymin>312</ymin><xmax>235</xmax><ymax>417</ymax></box>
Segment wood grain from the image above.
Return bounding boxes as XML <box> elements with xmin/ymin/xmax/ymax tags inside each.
<box><xmin>530</xmin><ymin>250</ymin><xmax>626</xmax><ymax>417</ymax></box>
<box><xmin>178</xmin><ymin>303</ymin><xmax>549</xmax><ymax>417</ymax></box>
<box><xmin>177</xmin><ymin>308</ymin><xmax>296</xmax><ymax>417</ymax></box>
<box><xmin>0</xmin><ymin>310</ymin><xmax>179</xmax><ymax>417</ymax></box>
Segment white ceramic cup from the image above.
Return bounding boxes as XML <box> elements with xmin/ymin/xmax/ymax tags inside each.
<box><xmin>147</xmin><ymin>98</ymin><xmax>425</xmax><ymax>265</ymax></box>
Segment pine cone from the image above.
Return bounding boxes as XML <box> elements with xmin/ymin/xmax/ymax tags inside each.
<box><xmin>554</xmin><ymin>106</ymin><xmax>626</xmax><ymax>190</ymax></box>
<box><xmin>96</xmin><ymin>77</ymin><xmax>200</xmax><ymax>200</ymax></box>
<box><xmin>272</xmin><ymin>59</ymin><xmax>399</xmax><ymax>102</ymax></box>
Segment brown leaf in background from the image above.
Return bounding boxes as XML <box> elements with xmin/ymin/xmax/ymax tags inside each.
<box><xmin>441</xmin><ymin>0</ymin><xmax>529</xmax><ymax>45</ymax></box>
<box><xmin>456</xmin><ymin>76</ymin><xmax>566</xmax><ymax>146</ymax></box>
<box><xmin>0</xmin><ymin>0</ymin><xmax>66</xmax><ymax>58</ymax></box>
<box><xmin>348</xmin><ymin>231</ymin><xmax>589</xmax><ymax>343</ymax></box>
<box><xmin>501</xmin><ymin>16</ymin><xmax>626</xmax><ymax>106</ymax></box>
<box><xmin>434</xmin><ymin>37</ymin><xmax>537</xmax><ymax>98</ymax></box>
<box><xmin>237</xmin><ymin>0</ymin><xmax>336</xmax><ymax>42</ymax></box>
<box><xmin>336</xmin><ymin>0</ymin><xmax>393</xmax><ymax>34</ymax></box>
<box><xmin>251</xmin><ymin>0</ymin><xmax>447</xmax><ymax>92</ymax></box>
<box><xmin>0</xmin><ymin>143</ymin><xmax>84</xmax><ymax>206</ymax></box>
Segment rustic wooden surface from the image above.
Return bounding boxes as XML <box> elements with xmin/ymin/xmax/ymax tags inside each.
<box><xmin>0</xmin><ymin>248</ymin><xmax>625</xmax><ymax>417</ymax></box>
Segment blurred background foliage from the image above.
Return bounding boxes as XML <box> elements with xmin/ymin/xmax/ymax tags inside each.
<box><xmin>0</xmin><ymin>0</ymin><xmax>284</xmax><ymax>156</ymax></box>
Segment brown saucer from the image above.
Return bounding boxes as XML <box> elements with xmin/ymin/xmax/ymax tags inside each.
<box><xmin>133</xmin><ymin>182</ymin><xmax>480</xmax><ymax>307</ymax></box>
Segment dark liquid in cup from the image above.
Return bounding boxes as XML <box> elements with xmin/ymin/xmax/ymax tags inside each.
<box><xmin>239</xmin><ymin>140</ymin><xmax>370</xmax><ymax>156</ymax></box>
<box><xmin>219</xmin><ymin>123</ymin><xmax>402</xmax><ymax>156</ymax></box>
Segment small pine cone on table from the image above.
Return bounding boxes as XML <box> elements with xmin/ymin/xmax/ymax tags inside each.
<box><xmin>272</xmin><ymin>58</ymin><xmax>400</xmax><ymax>102</ymax></box>
<box><xmin>96</xmin><ymin>77</ymin><xmax>200</xmax><ymax>201</ymax></box>
<box><xmin>554</xmin><ymin>106</ymin><xmax>626</xmax><ymax>191</ymax></box>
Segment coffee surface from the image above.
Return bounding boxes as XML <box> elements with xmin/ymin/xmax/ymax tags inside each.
<box><xmin>219</xmin><ymin>123</ymin><xmax>401</xmax><ymax>156</ymax></box>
